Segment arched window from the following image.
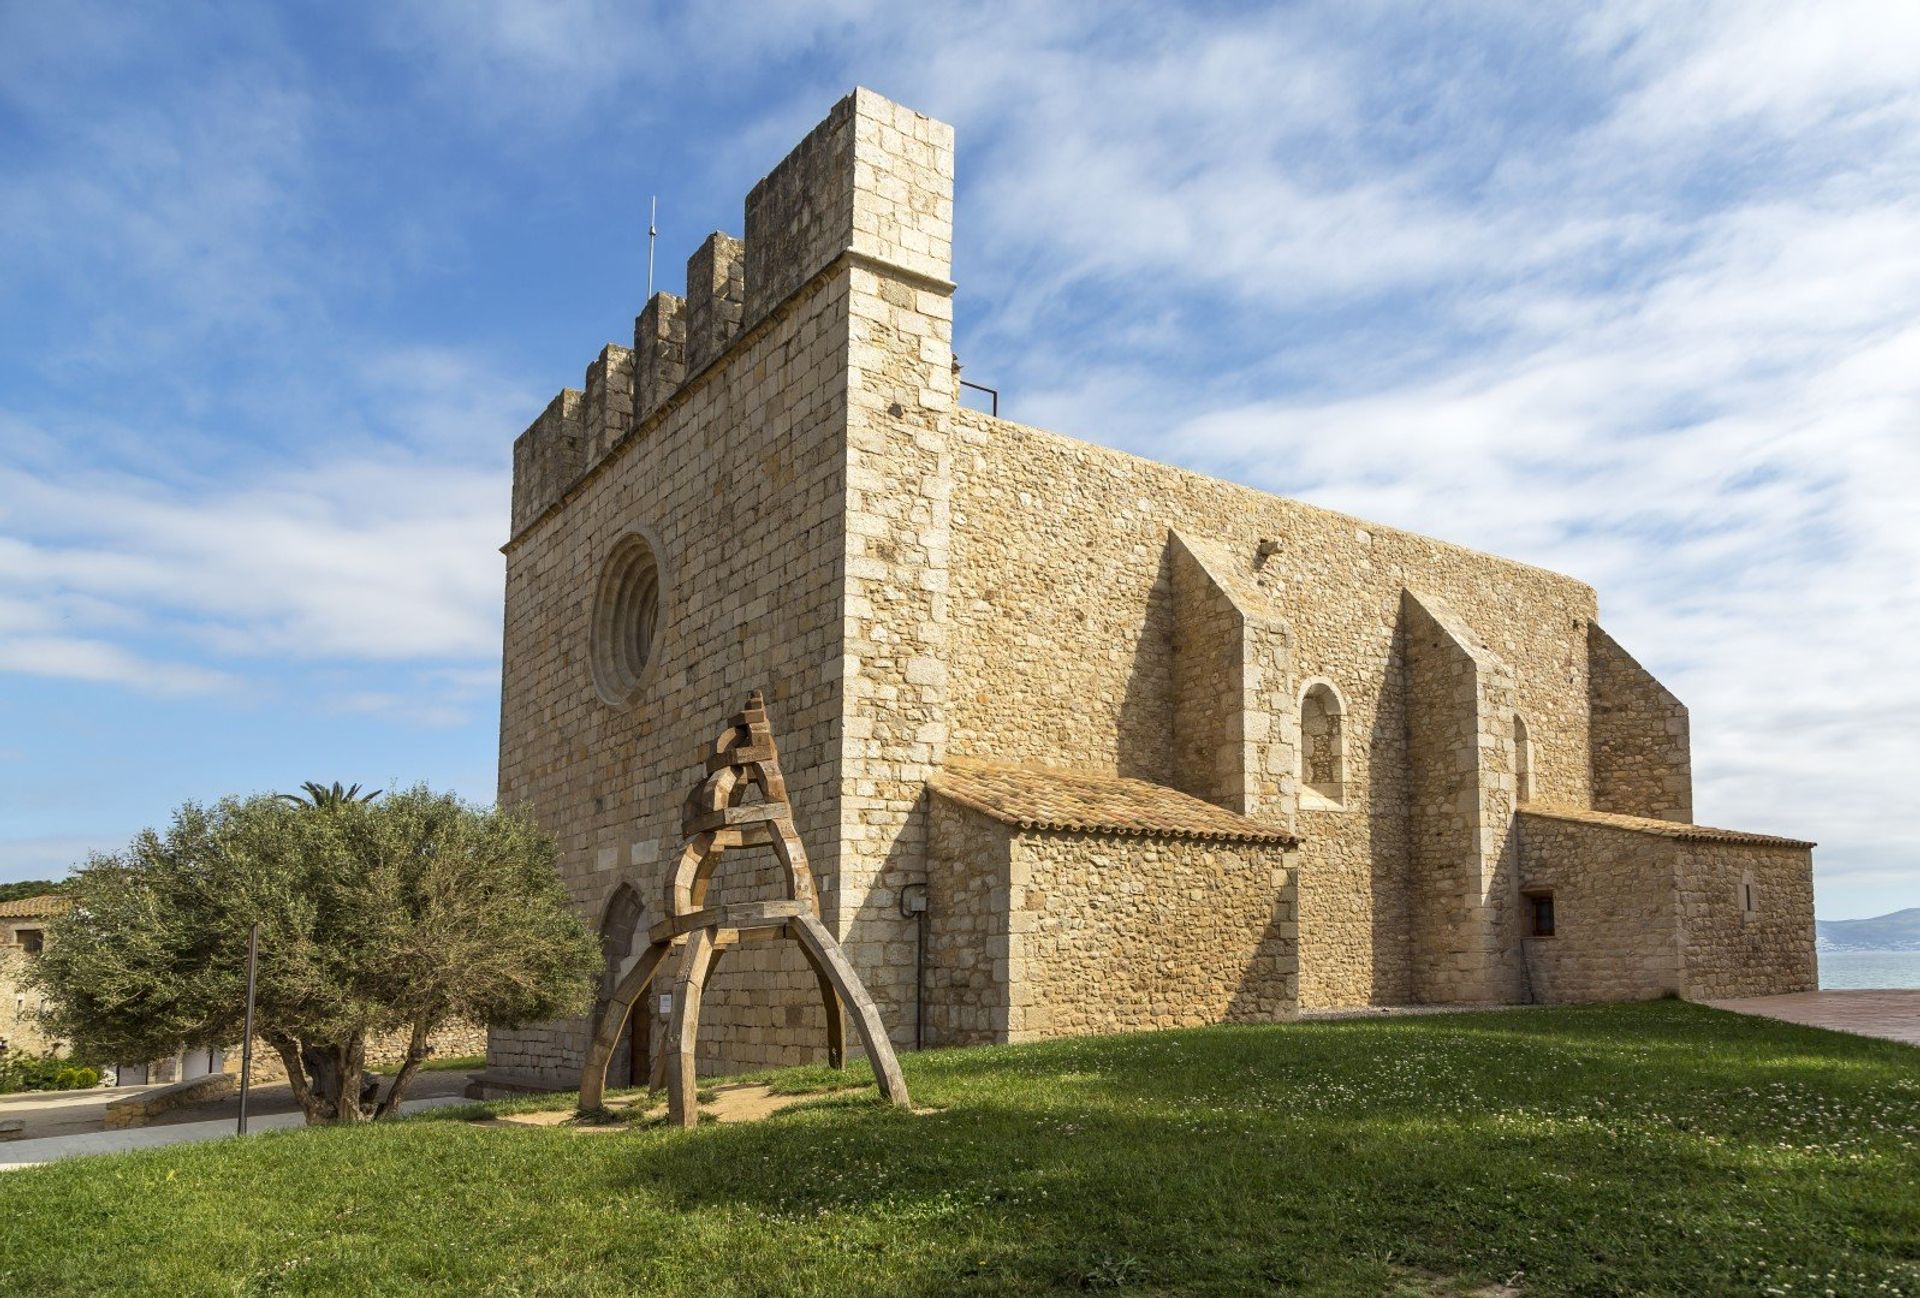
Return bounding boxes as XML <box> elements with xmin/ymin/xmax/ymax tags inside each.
<box><xmin>1298</xmin><ymin>680</ymin><xmax>1346</xmax><ymax>809</ymax></box>
<box><xmin>1514</xmin><ymin>713</ymin><xmax>1534</xmax><ymax>805</ymax></box>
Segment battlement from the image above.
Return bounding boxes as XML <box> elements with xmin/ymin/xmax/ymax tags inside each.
<box><xmin>633</xmin><ymin>292</ymin><xmax>686</xmax><ymax>423</ymax></box>
<box><xmin>684</xmin><ymin>232</ymin><xmax>746</xmax><ymax>375</ymax></box>
<box><xmin>581</xmin><ymin>343</ymin><xmax>634</xmax><ymax>466</ymax></box>
<box><xmin>508</xmin><ymin>88</ymin><xmax>956</xmax><ymax>538</ymax></box>
<box><xmin>510</xmin><ymin>390</ymin><xmax>583</xmax><ymax>537</ymax></box>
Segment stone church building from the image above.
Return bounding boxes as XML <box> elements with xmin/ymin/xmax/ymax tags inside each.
<box><xmin>477</xmin><ymin>90</ymin><xmax>1816</xmax><ymax>1093</ymax></box>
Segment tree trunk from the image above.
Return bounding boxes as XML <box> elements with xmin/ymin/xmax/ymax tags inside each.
<box><xmin>300</xmin><ymin>1041</ymin><xmax>340</xmax><ymax>1113</ymax></box>
<box><xmin>283</xmin><ymin>1037</ymin><xmax>374</xmax><ymax>1123</ymax></box>
<box><xmin>373</xmin><ymin>1018</ymin><xmax>431</xmax><ymax>1120</ymax></box>
<box><xmin>266</xmin><ymin>1032</ymin><xmax>332</xmax><ymax>1125</ymax></box>
<box><xmin>332</xmin><ymin>1037</ymin><xmax>369</xmax><ymax>1122</ymax></box>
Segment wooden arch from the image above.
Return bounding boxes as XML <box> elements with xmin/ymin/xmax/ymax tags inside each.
<box><xmin>578</xmin><ymin>690</ymin><xmax>909</xmax><ymax>1124</ymax></box>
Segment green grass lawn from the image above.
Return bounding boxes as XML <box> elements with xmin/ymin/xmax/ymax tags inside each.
<box><xmin>2</xmin><ymin>1001</ymin><xmax>1915</xmax><ymax>1297</ymax></box>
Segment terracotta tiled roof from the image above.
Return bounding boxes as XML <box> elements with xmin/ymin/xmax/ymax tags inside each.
<box><xmin>1518</xmin><ymin>807</ymin><xmax>1814</xmax><ymax>850</ymax></box>
<box><xmin>0</xmin><ymin>894</ymin><xmax>70</xmax><ymax>919</ymax></box>
<box><xmin>930</xmin><ymin>758</ymin><xmax>1299</xmax><ymax>845</ymax></box>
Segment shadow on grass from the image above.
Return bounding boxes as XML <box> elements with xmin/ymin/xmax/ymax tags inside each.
<box><xmin>546</xmin><ymin>1002</ymin><xmax>1920</xmax><ymax>1296</ymax></box>
<box><xmin>5</xmin><ymin>1002</ymin><xmax>1913</xmax><ymax>1298</ymax></box>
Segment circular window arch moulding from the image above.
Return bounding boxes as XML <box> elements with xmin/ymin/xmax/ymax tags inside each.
<box><xmin>591</xmin><ymin>526</ymin><xmax>670</xmax><ymax>707</ymax></box>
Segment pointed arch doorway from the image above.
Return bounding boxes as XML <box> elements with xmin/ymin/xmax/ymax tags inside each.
<box><xmin>597</xmin><ymin>883</ymin><xmax>651</xmax><ymax>1088</ymax></box>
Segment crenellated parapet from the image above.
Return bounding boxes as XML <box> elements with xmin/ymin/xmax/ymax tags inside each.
<box><xmin>505</xmin><ymin>88</ymin><xmax>955</xmax><ymax>542</ymax></box>
<box><xmin>683</xmin><ymin>232</ymin><xmax>746</xmax><ymax>375</ymax></box>
<box><xmin>632</xmin><ymin>292</ymin><xmax>686</xmax><ymax>423</ymax></box>
<box><xmin>581</xmin><ymin>344</ymin><xmax>635</xmax><ymax>467</ymax></box>
<box><xmin>510</xmin><ymin>390</ymin><xmax>584</xmax><ymax>537</ymax></box>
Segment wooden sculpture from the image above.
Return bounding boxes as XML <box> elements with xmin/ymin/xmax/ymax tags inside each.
<box><xmin>578</xmin><ymin>690</ymin><xmax>909</xmax><ymax>1125</ymax></box>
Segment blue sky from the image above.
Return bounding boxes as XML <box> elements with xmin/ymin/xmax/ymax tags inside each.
<box><xmin>2</xmin><ymin>2</ymin><xmax>1916</xmax><ymax>920</ymax></box>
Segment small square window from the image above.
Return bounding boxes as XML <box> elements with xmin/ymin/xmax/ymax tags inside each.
<box><xmin>1526</xmin><ymin>893</ymin><xmax>1555</xmax><ymax>938</ymax></box>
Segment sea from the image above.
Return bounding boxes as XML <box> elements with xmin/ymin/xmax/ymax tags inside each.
<box><xmin>1818</xmin><ymin>950</ymin><xmax>1920</xmax><ymax>989</ymax></box>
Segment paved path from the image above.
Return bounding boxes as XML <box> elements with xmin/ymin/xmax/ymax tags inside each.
<box><xmin>0</xmin><ymin>1081</ymin><xmax>177</xmax><ymax>1140</ymax></box>
<box><xmin>0</xmin><ymin>1069</ymin><xmax>474</xmax><ymax>1141</ymax></box>
<box><xmin>1705</xmin><ymin>989</ymin><xmax>1920</xmax><ymax>1047</ymax></box>
<box><xmin>0</xmin><ymin>1094</ymin><xmax>470</xmax><ymax>1171</ymax></box>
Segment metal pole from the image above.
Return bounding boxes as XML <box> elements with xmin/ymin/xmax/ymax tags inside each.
<box><xmin>237</xmin><ymin>923</ymin><xmax>258</xmax><ymax>1135</ymax></box>
<box><xmin>646</xmin><ymin>195</ymin><xmax>658</xmax><ymax>299</ymax></box>
<box><xmin>914</xmin><ymin>906</ymin><xmax>926</xmax><ymax>1052</ymax></box>
<box><xmin>900</xmin><ymin>884</ymin><xmax>927</xmax><ymax>1051</ymax></box>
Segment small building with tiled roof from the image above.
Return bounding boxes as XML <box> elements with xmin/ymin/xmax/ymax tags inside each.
<box><xmin>923</xmin><ymin>760</ymin><xmax>1302</xmax><ymax>1043</ymax></box>
<box><xmin>0</xmin><ymin>894</ymin><xmax>70</xmax><ymax>922</ymax></box>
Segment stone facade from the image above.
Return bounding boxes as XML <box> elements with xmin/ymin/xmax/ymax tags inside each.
<box><xmin>999</xmin><ymin>831</ymin><xmax>1296</xmax><ymax>1041</ymax></box>
<box><xmin>0</xmin><ymin>897</ymin><xmax>65</xmax><ymax>1057</ymax></box>
<box><xmin>481</xmin><ymin>89</ymin><xmax>1818</xmax><ymax>1091</ymax></box>
<box><xmin>1516</xmin><ymin>813</ymin><xmax>1685</xmax><ymax>1001</ymax></box>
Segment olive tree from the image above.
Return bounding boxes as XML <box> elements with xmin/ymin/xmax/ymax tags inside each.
<box><xmin>30</xmin><ymin>786</ymin><xmax>601</xmax><ymax>1123</ymax></box>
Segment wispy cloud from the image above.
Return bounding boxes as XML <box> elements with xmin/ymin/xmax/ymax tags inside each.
<box><xmin>917</xmin><ymin>2</ymin><xmax>1920</xmax><ymax>915</ymax></box>
<box><xmin>0</xmin><ymin>451</ymin><xmax>507</xmax><ymax>665</ymax></box>
<box><xmin>0</xmin><ymin>636</ymin><xmax>236</xmax><ymax>697</ymax></box>
<box><xmin>0</xmin><ymin>2</ymin><xmax>1913</xmax><ymax>916</ymax></box>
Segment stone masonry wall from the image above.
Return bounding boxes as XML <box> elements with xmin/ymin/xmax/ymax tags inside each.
<box><xmin>1169</xmin><ymin>535</ymin><xmax>1246</xmax><ymax>811</ymax></box>
<box><xmin>0</xmin><ymin>948</ymin><xmax>56</xmax><ymax>1056</ymax></box>
<box><xmin>944</xmin><ymin>410</ymin><xmax>1598</xmax><ymax>1010</ymax></box>
<box><xmin>829</xmin><ymin>93</ymin><xmax>958</xmax><ymax>1055</ymax></box>
<box><xmin>1169</xmin><ymin>531</ymin><xmax>1299</xmax><ymax>821</ymax></box>
<box><xmin>495</xmin><ymin>88</ymin><xmax>957</xmax><ymax>1086</ymax></box>
<box><xmin>1589</xmin><ymin>623</ymin><xmax>1692</xmax><ymax>822</ymax></box>
<box><xmin>1007</xmin><ymin>829</ymin><xmax>1298</xmax><ymax>1040</ymax></box>
<box><xmin>510</xmin><ymin>392</ymin><xmax>584</xmax><ymax>537</ymax></box>
<box><xmin>1403</xmin><ymin>591</ymin><xmax>1525</xmax><ymax>1004</ymax></box>
<box><xmin>1676</xmin><ymin>841</ymin><xmax>1818</xmax><ymax>998</ymax></box>
<box><xmin>1515</xmin><ymin>813</ymin><xmax>1682</xmax><ymax>1001</ymax></box>
<box><xmin>493</xmin><ymin>254</ymin><xmax>855</xmax><ymax>1087</ymax></box>
<box><xmin>237</xmin><ymin>1021</ymin><xmax>492</xmax><ymax>1085</ymax></box>
<box><xmin>924</xmin><ymin>794</ymin><xmax>1015</xmax><ymax>1046</ymax></box>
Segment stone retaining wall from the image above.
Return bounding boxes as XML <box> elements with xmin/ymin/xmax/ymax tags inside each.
<box><xmin>104</xmin><ymin>1072</ymin><xmax>235</xmax><ymax>1129</ymax></box>
<box><xmin>236</xmin><ymin>1020</ymin><xmax>489</xmax><ymax>1083</ymax></box>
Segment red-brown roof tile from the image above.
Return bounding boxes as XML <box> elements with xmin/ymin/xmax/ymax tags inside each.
<box><xmin>930</xmin><ymin>758</ymin><xmax>1298</xmax><ymax>845</ymax></box>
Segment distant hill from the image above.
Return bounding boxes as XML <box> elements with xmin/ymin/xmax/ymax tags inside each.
<box><xmin>0</xmin><ymin>879</ymin><xmax>64</xmax><ymax>905</ymax></box>
<box><xmin>1817</xmin><ymin>908</ymin><xmax>1920</xmax><ymax>952</ymax></box>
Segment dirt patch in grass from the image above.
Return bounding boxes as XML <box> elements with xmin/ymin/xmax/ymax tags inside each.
<box><xmin>475</xmin><ymin>1080</ymin><xmax>938</xmax><ymax>1131</ymax></box>
<box><xmin>479</xmin><ymin>1082</ymin><xmax>817</xmax><ymax>1129</ymax></box>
